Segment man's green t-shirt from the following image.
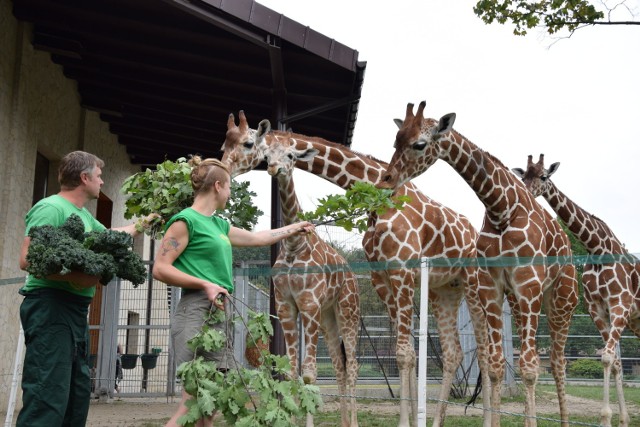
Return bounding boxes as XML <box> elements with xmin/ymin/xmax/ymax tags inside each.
<box><xmin>165</xmin><ymin>208</ymin><xmax>233</xmax><ymax>293</ymax></box>
<box><xmin>21</xmin><ymin>194</ymin><xmax>106</xmax><ymax>297</ymax></box>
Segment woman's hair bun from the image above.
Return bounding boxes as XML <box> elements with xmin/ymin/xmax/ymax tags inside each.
<box><xmin>188</xmin><ymin>154</ymin><xmax>202</xmax><ymax>167</ymax></box>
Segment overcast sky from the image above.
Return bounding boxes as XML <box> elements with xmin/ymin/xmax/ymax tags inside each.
<box><xmin>238</xmin><ymin>0</ymin><xmax>640</xmax><ymax>252</ymax></box>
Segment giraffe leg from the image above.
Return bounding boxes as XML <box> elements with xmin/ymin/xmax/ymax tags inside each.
<box><xmin>513</xmin><ymin>280</ymin><xmax>543</xmax><ymax>427</ymax></box>
<box><xmin>612</xmin><ymin>356</ymin><xmax>629</xmax><ymax>427</ymax></box>
<box><xmin>397</xmin><ymin>341</ymin><xmax>417</xmax><ymax>427</ymax></box>
<box><xmin>478</xmin><ymin>269</ymin><xmax>505</xmax><ymax>427</ymax></box>
<box><xmin>275</xmin><ymin>293</ymin><xmax>309</xmax><ymax>426</ymax></box>
<box><xmin>336</xmin><ymin>277</ymin><xmax>361</xmax><ymax>427</ymax></box>
<box><xmin>320</xmin><ymin>313</ymin><xmax>349</xmax><ymax>427</ymax></box>
<box><xmin>546</xmin><ymin>276</ymin><xmax>578</xmax><ymax>427</ymax></box>
<box><xmin>602</xmin><ymin>304</ymin><xmax>632</xmax><ymax>427</ymax></box>
<box><xmin>429</xmin><ymin>287</ymin><xmax>463</xmax><ymax>427</ymax></box>
<box><xmin>601</xmin><ymin>346</ymin><xmax>614</xmax><ymax>427</ymax></box>
<box><xmin>585</xmin><ymin>296</ymin><xmax>615</xmax><ymax>427</ymax></box>
<box><xmin>389</xmin><ymin>270</ymin><xmax>416</xmax><ymax>427</ymax></box>
<box><xmin>298</xmin><ymin>307</ymin><xmax>322</xmax><ymax>427</ymax></box>
<box><xmin>299</xmin><ymin>308</ymin><xmax>321</xmax><ymax>385</ymax></box>
<box><xmin>323</xmin><ymin>288</ymin><xmax>362</xmax><ymax>427</ymax></box>
<box><xmin>584</xmin><ymin>289</ymin><xmax>633</xmax><ymax>427</ymax></box>
<box><xmin>275</xmin><ymin>296</ymin><xmax>301</xmax><ymax>379</ymax></box>
<box><xmin>464</xmin><ymin>268</ymin><xmax>492</xmax><ymax>427</ymax></box>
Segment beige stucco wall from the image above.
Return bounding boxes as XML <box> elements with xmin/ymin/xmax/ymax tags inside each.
<box><xmin>0</xmin><ymin>1</ymin><xmax>141</xmax><ymax>412</ymax></box>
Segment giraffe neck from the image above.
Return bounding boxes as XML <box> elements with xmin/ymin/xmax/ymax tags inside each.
<box><xmin>276</xmin><ymin>172</ymin><xmax>307</xmax><ymax>253</ymax></box>
<box><xmin>543</xmin><ymin>181</ymin><xmax>626</xmax><ymax>254</ymax></box>
<box><xmin>272</xmin><ymin>131</ymin><xmax>385</xmax><ymax>189</ymax></box>
<box><xmin>439</xmin><ymin>132</ymin><xmax>525</xmax><ymax>228</ymax></box>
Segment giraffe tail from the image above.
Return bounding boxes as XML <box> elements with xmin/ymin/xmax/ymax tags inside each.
<box><xmin>466</xmin><ymin>371</ymin><xmax>483</xmax><ymax>407</ymax></box>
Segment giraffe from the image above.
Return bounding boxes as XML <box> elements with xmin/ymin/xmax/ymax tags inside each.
<box><xmin>221</xmin><ymin>111</ymin><xmax>492</xmax><ymax>427</ymax></box>
<box><xmin>259</xmin><ymin>125</ymin><xmax>361</xmax><ymax>427</ymax></box>
<box><xmin>513</xmin><ymin>154</ymin><xmax>640</xmax><ymax>427</ymax></box>
<box><xmin>378</xmin><ymin>102</ymin><xmax>579</xmax><ymax>427</ymax></box>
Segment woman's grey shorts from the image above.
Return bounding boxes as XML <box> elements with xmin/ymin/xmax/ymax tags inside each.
<box><xmin>171</xmin><ymin>291</ymin><xmax>234</xmax><ymax>368</ymax></box>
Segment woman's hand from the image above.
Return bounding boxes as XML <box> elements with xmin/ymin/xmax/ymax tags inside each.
<box><xmin>203</xmin><ymin>282</ymin><xmax>229</xmax><ymax>310</ymax></box>
<box><xmin>295</xmin><ymin>221</ymin><xmax>315</xmax><ymax>234</ymax></box>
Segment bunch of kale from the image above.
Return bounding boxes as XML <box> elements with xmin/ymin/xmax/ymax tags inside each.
<box><xmin>26</xmin><ymin>214</ymin><xmax>147</xmax><ymax>287</ymax></box>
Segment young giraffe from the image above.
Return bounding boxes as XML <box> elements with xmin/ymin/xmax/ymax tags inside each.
<box><xmin>379</xmin><ymin>102</ymin><xmax>579</xmax><ymax>427</ymax></box>
<box><xmin>260</xmin><ymin>126</ymin><xmax>361</xmax><ymax>427</ymax></box>
<box><xmin>513</xmin><ymin>154</ymin><xmax>640</xmax><ymax>427</ymax></box>
<box><xmin>221</xmin><ymin>111</ymin><xmax>492</xmax><ymax>427</ymax></box>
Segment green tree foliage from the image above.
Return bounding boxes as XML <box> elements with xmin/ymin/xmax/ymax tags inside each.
<box><xmin>121</xmin><ymin>157</ymin><xmax>263</xmax><ymax>238</ymax></box>
<box><xmin>232</xmin><ymin>246</ymin><xmax>271</xmax><ymax>266</ymax></box>
<box><xmin>473</xmin><ymin>0</ymin><xmax>639</xmax><ymax>35</ymax></box>
<box><xmin>26</xmin><ymin>214</ymin><xmax>147</xmax><ymax>286</ymax></box>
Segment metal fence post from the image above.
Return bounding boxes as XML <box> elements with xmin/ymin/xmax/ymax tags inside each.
<box><xmin>417</xmin><ymin>257</ymin><xmax>430</xmax><ymax>427</ymax></box>
<box><xmin>96</xmin><ymin>278</ymin><xmax>120</xmax><ymax>399</ymax></box>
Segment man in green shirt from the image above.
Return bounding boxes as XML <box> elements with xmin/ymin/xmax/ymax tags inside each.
<box><xmin>17</xmin><ymin>151</ymin><xmax>150</xmax><ymax>427</ymax></box>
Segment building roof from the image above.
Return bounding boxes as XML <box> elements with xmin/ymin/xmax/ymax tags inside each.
<box><xmin>12</xmin><ymin>0</ymin><xmax>366</xmax><ymax>167</ymax></box>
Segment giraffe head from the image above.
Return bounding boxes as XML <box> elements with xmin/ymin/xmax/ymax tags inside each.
<box><xmin>220</xmin><ymin>110</ymin><xmax>271</xmax><ymax>178</ymax></box>
<box><xmin>261</xmin><ymin>134</ymin><xmax>319</xmax><ymax>178</ymax></box>
<box><xmin>378</xmin><ymin>101</ymin><xmax>456</xmax><ymax>189</ymax></box>
<box><xmin>512</xmin><ymin>154</ymin><xmax>560</xmax><ymax>198</ymax></box>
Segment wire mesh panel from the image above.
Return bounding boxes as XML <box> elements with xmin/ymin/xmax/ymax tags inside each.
<box><xmin>89</xmin><ymin>268</ymin><xmax>175</xmax><ymax>398</ymax></box>
<box><xmin>83</xmin><ymin>252</ymin><xmax>640</xmax><ymax>401</ymax></box>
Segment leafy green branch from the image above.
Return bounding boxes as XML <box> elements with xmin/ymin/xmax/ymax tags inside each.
<box><xmin>297</xmin><ymin>181</ymin><xmax>411</xmax><ymax>233</ymax></box>
<box><xmin>176</xmin><ymin>307</ymin><xmax>322</xmax><ymax>427</ymax></box>
<box><xmin>121</xmin><ymin>157</ymin><xmax>263</xmax><ymax>238</ymax></box>
<box><xmin>473</xmin><ymin>0</ymin><xmax>612</xmax><ymax>36</ymax></box>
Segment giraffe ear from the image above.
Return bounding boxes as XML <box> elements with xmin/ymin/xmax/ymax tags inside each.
<box><xmin>257</xmin><ymin>119</ymin><xmax>271</xmax><ymax>137</ymax></box>
<box><xmin>547</xmin><ymin>162</ymin><xmax>560</xmax><ymax>177</ymax></box>
<box><xmin>393</xmin><ymin>118</ymin><xmax>403</xmax><ymax>129</ymax></box>
<box><xmin>512</xmin><ymin>168</ymin><xmax>525</xmax><ymax>179</ymax></box>
<box><xmin>436</xmin><ymin>113</ymin><xmax>456</xmax><ymax>135</ymax></box>
<box><xmin>296</xmin><ymin>148</ymin><xmax>320</xmax><ymax>162</ymax></box>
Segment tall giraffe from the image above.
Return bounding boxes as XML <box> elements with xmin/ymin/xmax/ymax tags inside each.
<box><xmin>379</xmin><ymin>102</ymin><xmax>579</xmax><ymax>427</ymax></box>
<box><xmin>221</xmin><ymin>111</ymin><xmax>492</xmax><ymax>427</ymax></box>
<box><xmin>260</xmin><ymin>126</ymin><xmax>361</xmax><ymax>427</ymax></box>
<box><xmin>513</xmin><ymin>154</ymin><xmax>640</xmax><ymax>427</ymax></box>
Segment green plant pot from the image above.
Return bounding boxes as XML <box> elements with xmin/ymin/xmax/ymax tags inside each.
<box><xmin>121</xmin><ymin>354</ymin><xmax>139</xmax><ymax>370</ymax></box>
<box><xmin>141</xmin><ymin>353</ymin><xmax>159</xmax><ymax>370</ymax></box>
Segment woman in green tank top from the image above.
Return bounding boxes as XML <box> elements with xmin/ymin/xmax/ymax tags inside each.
<box><xmin>153</xmin><ymin>156</ymin><xmax>314</xmax><ymax>427</ymax></box>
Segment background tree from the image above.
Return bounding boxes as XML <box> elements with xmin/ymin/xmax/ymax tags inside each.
<box><xmin>232</xmin><ymin>246</ymin><xmax>271</xmax><ymax>266</ymax></box>
<box><xmin>122</xmin><ymin>158</ymin><xmax>263</xmax><ymax>237</ymax></box>
<box><xmin>474</xmin><ymin>0</ymin><xmax>640</xmax><ymax>36</ymax></box>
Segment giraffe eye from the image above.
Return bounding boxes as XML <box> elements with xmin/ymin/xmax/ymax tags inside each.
<box><xmin>541</xmin><ymin>176</ymin><xmax>548</xmax><ymax>182</ymax></box>
<box><xmin>243</xmin><ymin>142</ymin><xmax>254</xmax><ymax>149</ymax></box>
<box><xmin>287</xmin><ymin>153</ymin><xmax>294</xmax><ymax>160</ymax></box>
<box><xmin>412</xmin><ymin>141</ymin><xmax>427</xmax><ymax>151</ymax></box>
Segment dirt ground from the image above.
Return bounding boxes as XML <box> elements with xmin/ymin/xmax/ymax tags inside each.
<box><xmin>78</xmin><ymin>389</ymin><xmax>637</xmax><ymax>427</ymax></box>
<box><xmin>3</xmin><ymin>388</ymin><xmax>634</xmax><ymax>426</ymax></box>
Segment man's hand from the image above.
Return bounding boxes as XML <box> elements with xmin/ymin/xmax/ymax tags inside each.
<box><xmin>54</xmin><ymin>271</ymin><xmax>101</xmax><ymax>289</ymax></box>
